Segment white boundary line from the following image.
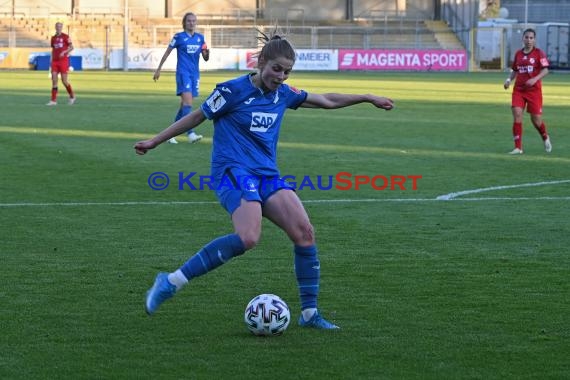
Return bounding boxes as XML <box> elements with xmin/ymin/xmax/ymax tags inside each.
<box><xmin>1</xmin><ymin>180</ymin><xmax>569</xmax><ymax>207</ymax></box>
<box><xmin>436</xmin><ymin>180</ymin><xmax>570</xmax><ymax>200</ymax></box>
<box><xmin>1</xmin><ymin>196</ymin><xmax>570</xmax><ymax>208</ymax></box>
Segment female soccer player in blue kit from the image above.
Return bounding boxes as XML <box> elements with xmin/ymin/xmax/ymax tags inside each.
<box><xmin>135</xmin><ymin>31</ymin><xmax>394</xmax><ymax>329</ymax></box>
<box><xmin>153</xmin><ymin>12</ymin><xmax>209</xmax><ymax>144</ymax></box>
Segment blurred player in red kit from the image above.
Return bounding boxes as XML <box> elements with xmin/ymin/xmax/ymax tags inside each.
<box><xmin>504</xmin><ymin>28</ymin><xmax>551</xmax><ymax>154</ymax></box>
<box><xmin>46</xmin><ymin>22</ymin><xmax>76</xmax><ymax>106</ymax></box>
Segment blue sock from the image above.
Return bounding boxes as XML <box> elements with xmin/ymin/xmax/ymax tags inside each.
<box><xmin>174</xmin><ymin>107</ymin><xmax>183</xmax><ymax>122</ymax></box>
<box><xmin>180</xmin><ymin>234</ymin><xmax>245</xmax><ymax>280</ymax></box>
<box><xmin>180</xmin><ymin>105</ymin><xmax>192</xmax><ymax>118</ymax></box>
<box><xmin>294</xmin><ymin>245</ymin><xmax>320</xmax><ymax>310</ymax></box>
<box><xmin>178</xmin><ymin>105</ymin><xmax>194</xmax><ymax>135</ymax></box>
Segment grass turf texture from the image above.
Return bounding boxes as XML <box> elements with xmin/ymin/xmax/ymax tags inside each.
<box><xmin>1</xmin><ymin>70</ymin><xmax>569</xmax><ymax>379</ymax></box>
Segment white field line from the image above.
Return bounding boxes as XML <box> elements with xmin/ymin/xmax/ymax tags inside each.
<box><xmin>436</xmin><ymin>180</ymin><xmax>570</xmax><ymax>200</ymax></box>
<box><xmin>1</xmin><ymin>196</ymin><xmax>570</xmax><ymax>208</ymax></box>
<box><xmin>1</xmin><ymin>181</ymin><xmax>569</xmax><ymax>208</ymax></box>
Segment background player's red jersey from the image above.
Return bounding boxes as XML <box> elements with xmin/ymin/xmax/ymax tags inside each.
<box><xmin>51</xmin><ymin>33</ymin><xmax>72</xmax><ymax>61</ymax></box>
<box><xmin>511</xmin><ymin>47</ymin><xmax>549</xmax><ymax>92</ymax></box>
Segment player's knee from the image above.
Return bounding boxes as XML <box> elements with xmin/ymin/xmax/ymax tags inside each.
<box><xmin>530</xmin><ymin>116</ymin><xmax>542</xmax><ymax>126</ymax></box>
<box><xmin>239</xmin><ymin>231</ymin><xmax>260</xmax><ymax>250</ymax></box>
<box><xmin>292</xmin><ymin>222</ymin><xmax>315</xmax><ymax>246</ymax></box>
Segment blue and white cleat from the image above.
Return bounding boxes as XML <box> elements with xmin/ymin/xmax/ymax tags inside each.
<box><xmin>145</xmin><ymin>272</ymin><xmax>176</xmax><ymax>315</ymax></box>
<box><xmin>298</xmin><ymin>311</ymin><xmax>340</xmax><ymax>330</ymax></box>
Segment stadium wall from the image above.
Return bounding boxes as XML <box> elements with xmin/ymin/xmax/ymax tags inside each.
<box><xmin>0</xmin><ymin>46</ymin><xmax>468</xmax><ymax>72</ymax></box>
<box><xmin>2</xmin><ymin>0</ymin><xmax>428</xmax><ymax>20</ymax></box>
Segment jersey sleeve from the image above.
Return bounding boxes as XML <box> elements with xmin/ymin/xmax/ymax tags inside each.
<box><xmin>538</xmin><ymin>49</ymin><xmax>549</xmax><ymax>68</ymax></box>
<box><xmin>283</xmin><ymin>84</ymin><xmax>308</xmax><ymax>109</ymax></box>
<box><xmin>168</xmin><ymin>34</ymin><xmax>178</xmax><ymax>48</ymax></box>
<box><xmin>201</xmin><ymin>83</ymin><xmax>236</xmax><ymax>120</ymax></box>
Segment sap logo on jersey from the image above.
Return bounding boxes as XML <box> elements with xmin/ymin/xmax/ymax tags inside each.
<box><xmin>250</xmin><ymin>112</ymin><xmax>278</xmax><ymax>132</ymax></box>
<box><xmin>186</xmin><ymin>44</ymin><xmax>201</xmax><ymax>54</ymax></box>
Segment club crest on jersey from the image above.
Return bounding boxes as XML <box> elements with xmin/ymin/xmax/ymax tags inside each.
<box><xmin>289</xmin><ymin>86</ymin><xmax>302</xmax><ymax>94</ymax></box>
<box><xmin>206</xmin><ymin>90</ymin><xmax>226</xmax><ymax>113</ymax></box>
<box><xmin>250</xmin><ymin>112</ymin><xmax>278</xmax><ymax>132</ymax></box>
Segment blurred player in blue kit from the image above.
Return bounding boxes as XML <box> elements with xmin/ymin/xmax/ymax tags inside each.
<box><xmin>153</xmin><ymin>12</ymin><xmax>209</xmax><ymax>144</ymax></box>
<box><xmin>135</xmin><ymin>30</ymin><xmax>394</xmax><ymax>329</ymax></box>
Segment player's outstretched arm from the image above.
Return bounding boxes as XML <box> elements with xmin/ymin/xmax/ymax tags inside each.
<box><xmin>301</xmin><ymin>93</ymin><xmax>394</xmax><ymax>110</ymax></box>
<box><xmin>134</xmin><ymin>109</ymin><xmax>206</xmax><ymax>155</ymax></box>
<box><xmin>153</xmin><ymin>46</ymin><xmax>174</xmax><ymax>81</ymax></box>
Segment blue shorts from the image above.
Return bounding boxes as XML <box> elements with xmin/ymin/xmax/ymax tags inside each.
<box><xmin>214</xmin><ymin>167</ymin><xmax>295</xmax><ymax>215</ymax></box>
<box><xmin>176</xmin><ymin>72</ymin><xmax>199</xmax><ymax>97</ymax></box>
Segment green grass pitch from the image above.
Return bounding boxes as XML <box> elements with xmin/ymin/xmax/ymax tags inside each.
<box><xmin>1</xmin><ymin>69</ymin><xmax>569</xmax><ymax>379</ymax></box>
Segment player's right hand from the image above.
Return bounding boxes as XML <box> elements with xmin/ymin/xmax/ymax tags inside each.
<box><xmin>134</xmin><ymin>140</ymin><xmax>156</xmax><ymax>155</ymax></box>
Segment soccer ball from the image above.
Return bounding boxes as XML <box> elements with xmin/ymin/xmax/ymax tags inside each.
<box><xmin>244</xmin><ymin>294</ymin><xmax>291</xmax><ymax>336</ymax></box>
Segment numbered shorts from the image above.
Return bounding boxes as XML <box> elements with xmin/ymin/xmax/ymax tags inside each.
<box><xmin>176</xmin><ymin>71</ymin><xmax>199</xmax><ymax>97</ymax></box>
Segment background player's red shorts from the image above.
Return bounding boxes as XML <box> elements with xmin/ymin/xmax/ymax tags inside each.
<box><xmin>51</xmin><ymin>58</ymin><xmax>70</xmax><ymax>74</ymax></box>
<box><xmin>512</xmin><ymin>89</ymin><xmax>543</xmax><ymax>115</ymax></box>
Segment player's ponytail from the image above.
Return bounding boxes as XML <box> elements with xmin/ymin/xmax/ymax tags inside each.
<box><xmin>256</xmin><ymin>27</ymin><xmax>296</xmax><ymax>64</ymax></box>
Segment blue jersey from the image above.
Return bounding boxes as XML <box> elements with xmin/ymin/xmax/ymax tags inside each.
<box><xmin>169</xmin><ymin>31</ymin><xmax>207</xmax><ymax>74</ymax></box>
<box><xmin>201</xmin><ymin>74</ymin><xmax>308</xmax><ymax>178</ymax></box>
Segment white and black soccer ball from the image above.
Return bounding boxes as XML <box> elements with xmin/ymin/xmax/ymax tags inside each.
<box><xmin>244</xmin><ymin>294</ymin><xmax>291</xmax><ymax>336</ymax></box>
